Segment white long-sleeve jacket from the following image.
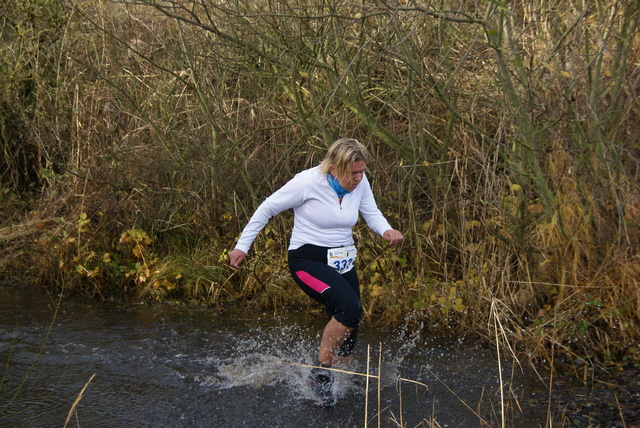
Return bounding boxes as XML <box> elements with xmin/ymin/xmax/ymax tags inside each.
<box><xmin>234</xmin><ymin>166</ymin><xmax>393</xmax><ymax>253</ymax></box>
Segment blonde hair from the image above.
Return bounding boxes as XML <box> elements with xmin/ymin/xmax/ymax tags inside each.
<box><xmin>318</xmin><ymin>138</ymin><xmax>369</xmax><ymax>179</ymax></box>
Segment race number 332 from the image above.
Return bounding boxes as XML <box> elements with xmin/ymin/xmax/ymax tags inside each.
<box><xmin>327</xmin><ymin>245</ymin><xmax>357</xmax><ymax>274</ymax></box>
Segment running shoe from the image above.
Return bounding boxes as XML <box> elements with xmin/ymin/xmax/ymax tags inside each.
<box><xmin>309</xmin><ymin>367</ymin><xmax>335</xmax><ymax>407</ymax></box>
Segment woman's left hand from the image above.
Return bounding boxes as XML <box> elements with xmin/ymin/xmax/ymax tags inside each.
<box><xmin>383</xmin><ymin>229</ymin><xmax>404</xmax><ymax>245</ymax></box>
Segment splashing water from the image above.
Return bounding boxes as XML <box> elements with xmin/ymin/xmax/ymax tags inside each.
<box><xmin>193</xmin><ymin>317</ymin><xmax>429</xmax><ymax>408</ymax></box>
<box><xmin>197</xmin><ymin>322</ymin><xmax>341</xmax><ymax>404</ymax></box>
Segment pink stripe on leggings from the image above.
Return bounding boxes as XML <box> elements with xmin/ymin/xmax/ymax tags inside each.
<box><xmin>295</xmin><ymin>271</ymin><xmax>330</xmax><ymax>294</ymax></box>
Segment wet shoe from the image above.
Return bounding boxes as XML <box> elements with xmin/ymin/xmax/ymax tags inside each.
<box><xmin>309</xmin><ymin>367</ymin><xmax>335</xmax><ymax>407</ymax></box>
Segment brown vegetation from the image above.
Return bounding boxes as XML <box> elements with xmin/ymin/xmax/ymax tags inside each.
<box><xmin>1</xmin><ymin>0</ymin><xmax>639</xmax><ymax>366</ymax></box>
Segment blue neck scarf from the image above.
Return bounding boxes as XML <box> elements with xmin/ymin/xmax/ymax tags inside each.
<box><xmin>328</xmin><ymin>173</ymin><xmax>350</xmax><ymax>198</ymax></box>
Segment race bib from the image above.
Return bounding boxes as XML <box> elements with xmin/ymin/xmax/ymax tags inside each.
<box><xmin>327</xmin><ymin>245</ymin><xmax>357</xmax><ymax>274</ymax></box>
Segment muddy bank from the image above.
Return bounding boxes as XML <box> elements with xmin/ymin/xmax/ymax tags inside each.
<box><xmin>538</xmin><ymin>364</ymin><xmax>640</xmax><ymax>427</ymax></box>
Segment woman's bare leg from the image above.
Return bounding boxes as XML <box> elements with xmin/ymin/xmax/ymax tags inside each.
<box><xmin>318</xmin><ymin>317</ymin><xmax>354</xmax><ymax>367</ymax></box>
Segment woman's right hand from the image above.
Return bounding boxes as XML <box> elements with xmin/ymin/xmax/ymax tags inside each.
<box><xmin>228</xmin><ymin>249</ymin><xmax>247</xmax><ymax>269</ymax></box>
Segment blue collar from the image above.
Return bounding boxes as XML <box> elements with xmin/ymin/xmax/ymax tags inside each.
<box><xmin>327</xmin><ymin>173</ymin><xmax>350</xmax><ymax>198</ymax></box>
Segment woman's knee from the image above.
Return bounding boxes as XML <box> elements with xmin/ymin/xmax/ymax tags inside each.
<box><xmin>334</xmin><ymin>299</ymin><xmax>362</xmax><ymax>329</ymax></box>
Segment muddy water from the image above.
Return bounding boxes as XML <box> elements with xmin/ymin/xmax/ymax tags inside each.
<box><xmin>0</xmin><ymin>285</ymin><xmax>550</xmax><ymax>427</ymax></box>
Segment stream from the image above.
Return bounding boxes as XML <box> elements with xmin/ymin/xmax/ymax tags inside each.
<box><xmin>0</xmin><ymin>284</ymin><xmax>575</xmax><ymax>427</ymax></box>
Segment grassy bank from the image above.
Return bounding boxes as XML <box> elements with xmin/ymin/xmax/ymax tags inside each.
<box><xmin>1</xmin><ymin>0</ymin><xmax>639</xmax><ymax>366</ymax></box>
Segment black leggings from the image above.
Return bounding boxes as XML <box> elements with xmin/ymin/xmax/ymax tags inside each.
<box><xmin>288</xmin><ymin>244</ymin><xmax>362</xmax><ymax>357</ymax></box>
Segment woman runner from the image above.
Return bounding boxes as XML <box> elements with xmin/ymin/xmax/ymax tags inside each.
<box><xmin>228</xmin><ymin>138</ymin><xmax>403</xmax><ymax>406</ymax></box>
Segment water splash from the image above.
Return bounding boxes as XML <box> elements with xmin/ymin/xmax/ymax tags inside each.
<box><xmin>334</xmin><ymin>318</ymin><xmax>429</xmax><ymax>390</ymax></box>
<box><xmin>192</xmin><ymin>321</ymin><xmax>316</xmax><ymax>401</ymax></box>
<box><xmin>195</xmin><ymin>316</ymin><xmax>431</xmax><ymax>408</ymax></box>
<box><xmin>196</xmin><ymin>320</ymin><xmax>387</xmax><ymax>405</ymax></box>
